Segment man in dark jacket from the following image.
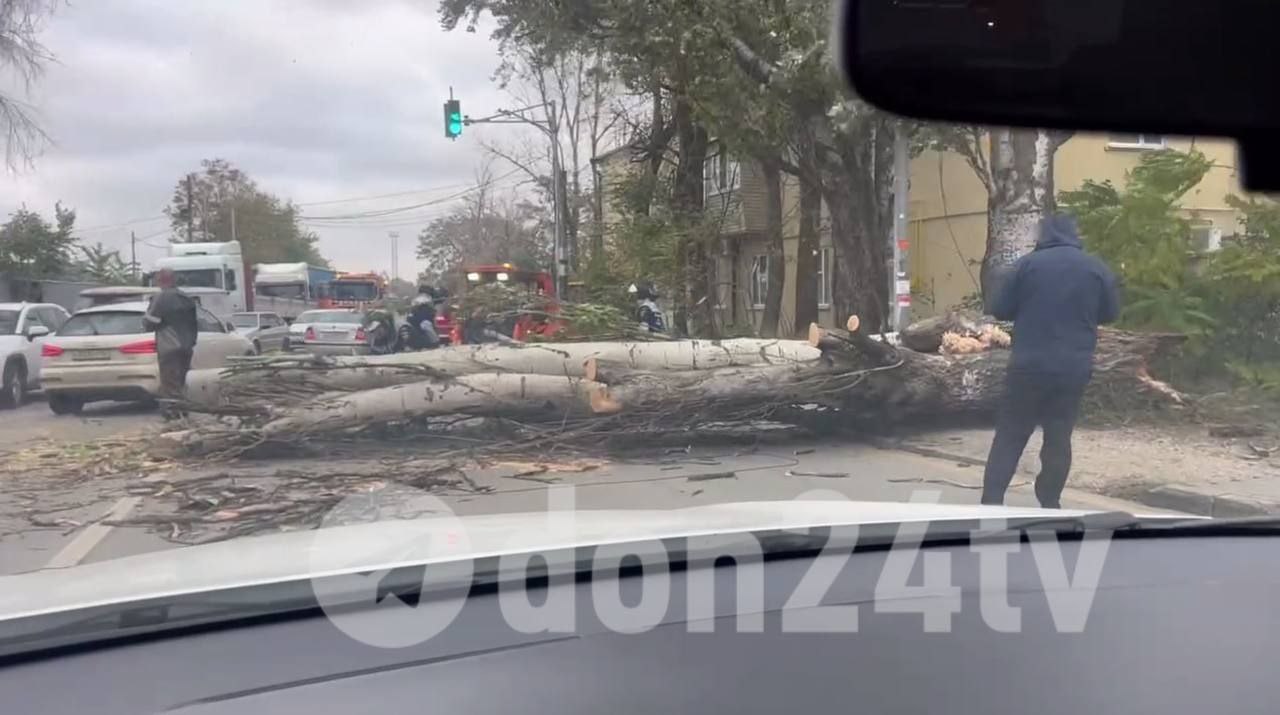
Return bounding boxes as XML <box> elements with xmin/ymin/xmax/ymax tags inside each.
<box><xmin>144</xmin><ymin>269</ymin><xmax>198</xmax><ymax>418</ymax></box>
<box><xmin>982</xmin><ymin>214</ymin><xmax>1120</xmax><ymax>508</ymax></box>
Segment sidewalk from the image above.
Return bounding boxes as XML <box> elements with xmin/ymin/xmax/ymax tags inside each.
<box><xmin>884</xmin><ymin>423</ymin><xmax>1280</xmax><ymax>517</ymax></box>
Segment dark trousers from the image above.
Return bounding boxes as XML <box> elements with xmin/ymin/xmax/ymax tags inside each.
<box><xmin>982</xmin><ymin>370</ymin><xmax>1088</xmax><ymax>509</ymax></box>
<box><xmin>158</xmin><ymin>348</ymin><xmax>193</xmax><ymax>415</ymax></box>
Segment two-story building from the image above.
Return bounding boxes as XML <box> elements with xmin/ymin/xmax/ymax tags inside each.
<box><xmin>596</xmin><ymin>132</ymin><xmax>1245</xmax><ymax>333</ymax></box>
<box><xmin>909</xmin><ymin>133</ymin><xmax>1244</xmax><ymax>315</ymax></box>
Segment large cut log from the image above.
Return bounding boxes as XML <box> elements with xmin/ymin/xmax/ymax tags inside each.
<box><xmin>898</xmin><ymin>310</ymin><xmax>995</xmax><ymax>353</ymax></box>
<box><xmin>184</xmin><ymin>339</ymin><xmax>822</xmax><ymax>409</ymax></box>
<box><xmin>808</xmin><ymin>321</ymin><xmax>1185</xmax><ymax>423</ymax></box>
<box><xmin>258</xmin><ymin>373</ymin><xmax>610</xmax><ymax>438</ymax></box>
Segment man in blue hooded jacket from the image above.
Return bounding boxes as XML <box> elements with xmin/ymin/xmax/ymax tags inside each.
<box><xmin>982</xmin><ymin>214</ymin><xmax>1120</xmax><ymax>508</ymax></box>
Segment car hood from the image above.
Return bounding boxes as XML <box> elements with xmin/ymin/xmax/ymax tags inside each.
<box><xmin>0</xmin><ymin>500</ymin><xmax>1102</xmax><ymax>621</ymax></box>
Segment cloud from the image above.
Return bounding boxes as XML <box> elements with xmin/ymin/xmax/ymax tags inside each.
<box><xmin>0</xmin><ymin>0</ymin><xmax>539</xmax><ymax>275</ymax></box>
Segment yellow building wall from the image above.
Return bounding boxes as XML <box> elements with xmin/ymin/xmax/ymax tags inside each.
<box><xmin>909</xmin><ymin>133</ymin><xmax>1247</xmax><ymax>317</ymax></box>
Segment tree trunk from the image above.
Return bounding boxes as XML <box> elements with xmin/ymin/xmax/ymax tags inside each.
<box><xmin>759</xmin><ymin>158</ymin><xmax>786</xmax><ymax>338</ymax></box>
<box><xmin>793</xmin><ymin>167</ymin><xmax>821</xmax><ymax>336</ymax></box>
<box><xmin>981</xmin><ymin>128</ymin><xmax>1066</xmax><ymax>309</ymax></box>
<box><xmin>822</xmin><ymin>116</ymin><xmax>895</xmax><ymax>334</ymax></box>
<box><xmin>185</xmin><ymin>339</ymin><xmax>825</xmax><ymax>408</ymax></box>
<box><xmin>671</xmin><ymin>93</ymin><xmax>711</xmax><ymax>337</ymax></box>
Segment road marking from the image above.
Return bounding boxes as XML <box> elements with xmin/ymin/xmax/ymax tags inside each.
<box><xmin>42</xmin><ymin>471</ymin><xmax>168</xmax><ymax>570</ymax></box>
<box><xmin>44</xmin><ymin>496</ymin><xmax>141</xmax><ymax>569</ymax></box>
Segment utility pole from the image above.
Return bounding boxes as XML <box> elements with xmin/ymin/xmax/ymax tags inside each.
<box><xmin>889</xmin><ymin>127</ymin><xmax>911</xmax><ymax>332</ymax></box>
<box><xmin>389</xmin><ymin>231</ymin><xmax>400</xmax><ymax>281</ymax></box>
<box><xmin>460</xmin><ymin>99</ymin><xmax>568</xmax><ymax>296</ymax></box>
<box><xmin>130</xmin><ymin>231</ymin><xmax>138</xmax><ymax>280</ymax></box>
<box><xmin>229</xmin><ymin>204</ymin><xmax>238</xmax><ymax>244</ymax></box>
<box><xmin>185</xmin><ymin>173</ymin><xmax>195</xmax><ymax>242</ymax></box>
<box><xmin>547</xmin><ymin>100</ymin><xmax>568</xmax><ymax>297</ymax></box>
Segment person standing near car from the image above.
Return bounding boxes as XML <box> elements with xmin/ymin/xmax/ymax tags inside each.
<box><xmin>144</xmin><ymin>268</ymin><xmax>198</xmax><ymax>418</ymax></box>
<box><xmin>981</xmin><ymin>214</ymin><xmax>1120</xmax><ymax>508</ymax></box>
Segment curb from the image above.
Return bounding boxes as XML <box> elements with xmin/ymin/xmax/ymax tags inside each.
<box><xmin>872</xmin><ymin>438</ymin><xmax>1280</xmax><ymax>517</ymax></box>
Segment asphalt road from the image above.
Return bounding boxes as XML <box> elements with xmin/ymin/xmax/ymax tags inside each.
<box><xmin>0</xmin><ymin>433</ymin><xmax>1172</xmax><ymax>576</ymax></box>
<box><xmin>0</xmin><ymin>396</ymin><xmax>161</xmax><ymax>451</ymax></box>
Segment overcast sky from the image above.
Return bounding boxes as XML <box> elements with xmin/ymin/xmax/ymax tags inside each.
<box><xmin>0</xmin><ymin>0</ymin><xmax>553</xmax><ymax>277</ymax></box>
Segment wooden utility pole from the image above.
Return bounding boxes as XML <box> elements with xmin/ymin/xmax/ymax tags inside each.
<box><xmin>130</xmin><ymin>231</ymin><xmax>138</xmax><ymax>279</ymax></box>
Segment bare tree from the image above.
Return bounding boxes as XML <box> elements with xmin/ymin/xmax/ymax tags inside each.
<box><xmin>0</xmin><ymin>0</ymin><xmax>58</xmax><ymax>170</ymax></box>
<box><xmin>481</xmin><ymin>44</ymin><xmax>625</xmax><ymax>271</ymax></box>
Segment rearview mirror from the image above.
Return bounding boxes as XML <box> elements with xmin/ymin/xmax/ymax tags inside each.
<box><xmin>837</xmin><ymin>0</ymin><xmax>1280</xmax><ymax>189</ymax></box>
<box><xmin>26</xmin><ymin>325</ymin><xmax>50</xmax><ymax>340</ymax></box>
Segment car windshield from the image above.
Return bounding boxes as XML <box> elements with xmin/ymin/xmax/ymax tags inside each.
<box><xmin>2</xmin><ymin>0</ymin><xmax>1277</xmax><ymax>658</ymax></box>
<box><xmin>328</xmin><ymin>282</ymin><xmax>378</xmax><ymax>301</ymax></box>
<box><xmin>57</xmin><ymin>311</ymin><xmax>148</xmax><ymax>336</ymax></box>
<box><xmin>0</xmin><ymin>310</ymin><xmax>18</xmax><ymax>335</ymax></box>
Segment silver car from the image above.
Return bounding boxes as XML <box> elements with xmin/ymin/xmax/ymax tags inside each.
<box><xmin>229</xmin><ymin>312</ymin><xmax>292</xmax><ymax>354</ymax></box>
<box><xmin>298</xmin><ymin>310</ymin><xmax>368</xmax><ymax>355</ymax></box>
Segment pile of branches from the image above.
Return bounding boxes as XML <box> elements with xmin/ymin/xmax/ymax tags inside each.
<box><xmin>457</xmin><ymin>282</ymin><xmax>668</xmax><ymax>343</ymax></box>
<box><xmin>166</xmin><ymin>311</ymin><xmax>1186</xmax><ymax>460</ymax></box>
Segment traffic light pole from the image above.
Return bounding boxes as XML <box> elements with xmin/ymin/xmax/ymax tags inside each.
<box><xmin>463</xmin><ymin>101</ymin><xmax>568</xmax><ymax>297</ymax></box>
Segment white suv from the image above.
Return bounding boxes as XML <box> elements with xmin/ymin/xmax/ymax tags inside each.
<box><xmin>0</xmin><ymin>302</ymin><xmax>70</xmax><ymax>408</ymax></box>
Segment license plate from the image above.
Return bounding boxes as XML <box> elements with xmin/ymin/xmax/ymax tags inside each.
<box><xmin>321</xmin><ymin>331</ymin><xmax>347</xmax><ymax>339</ymax></box>
<box><xmin>72</xmin><ymin>349</ymin><xmax>112</xmax><ymax>361</ymax></box>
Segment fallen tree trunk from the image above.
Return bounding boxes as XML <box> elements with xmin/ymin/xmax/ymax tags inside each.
<box><xmin>166</xmin><ymin>316</ymin><xmax>1185</xmax><ymax>457</ymax></box>
<box><xmin>260</xmin><ymin>373</ymin><xmax>610</xmax><ymax>438</ymax></box>
<box><xmin>185</xmin><ymin>339</ymin><xmax>821</xmax><ymax>409</ymax></box>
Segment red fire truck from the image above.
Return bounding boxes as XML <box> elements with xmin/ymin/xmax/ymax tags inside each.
<box><xmin>439</xmin><ymin>264</ymin><xmax>560</xmax><ymax>344</ymax></box>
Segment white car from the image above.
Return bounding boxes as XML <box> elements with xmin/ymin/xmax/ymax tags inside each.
<box><xmin>296</xmin><ymin>309</ymin><xmax>368</xmax><ymax>355</ymax></box>
<box><xmin>0</xmin><ymin>302</ymin><xmax>71</xmax><ymax>408</ymax></box>
<box><xmin>40</xmin><ymin>301</ymin><xmax>254</xmax><ymax>414</ymax></box>
<box><xmin>229</xmin><ymin>311</ymin><xmax>292</xmax><ymax>353</ymax></box>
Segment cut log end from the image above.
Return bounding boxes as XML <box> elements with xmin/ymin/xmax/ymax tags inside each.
<box><xmin>807</xmin><ymin>323</ymin><xmax>825</xmax><ymax>348</ymax></box>
<box><xmin>845</xmin><ymin>315</ymin><xmax>861</xmax><ymax>333</ymax></box>
<box><xmin>583</xmin><ymin>357</ymin><xmax>599</xmax><ymax>383</ymax></box>
<box><xmin>589</xmin><ymin>384</ymin><xmax>623</xmax><ymax>414</ymax></box>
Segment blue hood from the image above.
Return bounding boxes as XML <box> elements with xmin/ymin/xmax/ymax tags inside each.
<box><xmin>1036</xmin><ymin>214</ymin><xmax>1083</xmax><ymax>250</ymax></box>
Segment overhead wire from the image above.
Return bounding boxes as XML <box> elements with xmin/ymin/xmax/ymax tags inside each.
<box><xmin>71</xmin><ymin>174</ymin><xmax>525</xmax><ymax>236</ymax></box>
<box><xmin>296</xmin><ymin>168</ymin><xmax>526</xmax><ymax>222</ymax></box>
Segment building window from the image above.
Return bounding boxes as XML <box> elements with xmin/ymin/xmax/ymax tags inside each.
<box><xmin>749</xmin><ymin>254</ymin><xmax>770</xmax><ymax>308</ymax></box>
<box><xmin>703</xmin><ymin>151</ymin><xmax>741</xmax><ymax>197</ymax></box>
<box><xmin>816</xmin><ymin>248</ymin><xmax>833</xmax><ymax>307</ymax></box>
<box><xmin>1108</xmin><ymin>133</ymin><xmax>1166</xmax><ymax>150</ymax></box>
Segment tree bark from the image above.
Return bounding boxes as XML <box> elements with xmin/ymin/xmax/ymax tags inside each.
<box><xmin>793</xmin><ymin>167</ymin><xmax>821</xmax><ymax>336</ymax></box>
<box><xmin>671</xmin><ymin>92</ymin><xmax>710</xmax><ymax>337</ymax></box>
<box><xmin>759</xmin><ymin>158</ymin><xmax>786</xmax><ymax>338</ymax></box>
<box><xmin>185</xmin><ymin>339</ymin><xmax>826</xmax><ymax>408</ymax></box>
<box><xmin>981</xmin><ymin>128</ymin><xmax>1070</xmax><ymax>308</ymax></box>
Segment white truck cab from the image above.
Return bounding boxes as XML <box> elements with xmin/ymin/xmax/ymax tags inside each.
<box><xmin>152</xmin><ymin>241</ymin><xmax>249</xmax><ymax>315</ymax></box>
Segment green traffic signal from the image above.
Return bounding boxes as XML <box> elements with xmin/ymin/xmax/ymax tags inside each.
<box><xmin>444</xmin><ymin>99</ymin><xmax>463</xmax><ymax>139</ymax></box>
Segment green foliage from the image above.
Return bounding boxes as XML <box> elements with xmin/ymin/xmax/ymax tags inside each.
<box><xmin>1059</xmin><ymin>149</ymin><xmax>1213</xmax><ymax>332</ymax></box>
<box><xmin>0</xmin><ymin>203</ymin><xmax>78</xmax><ymax>278</ymax></box>
<box><xmin>1062</xmin><ymin>148</ymin><xmax>1280</xmax><ymax>388</ymax></box>
<box><xmin>75</xmin><ymin>242</ymin><xmax>132</xmax><ymax>284</ymax></box>
<box><xmin>165</xmin><ymin>159</ymin><xmax>327</xmax><ymax>267</ymax></box>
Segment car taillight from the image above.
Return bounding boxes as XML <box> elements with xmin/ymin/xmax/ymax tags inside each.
<box><xmin>354</xmin><ymin>327</ymin><xmax>367</xmax><ymax>343</ymax></box>
<box><xmin>435</xmin><ymin>315</ymin><xmax>449</xmax><ymax>326</ymax></box>
<box><xmin>305</xmin><ymin>327</ymin><xmax>316</xmax><ymax>341</ymax></box>
<box><xmin>119</xmin><ymin>338</ymin><xmax>157</xmax><ymax>355</ymax></box>
<box><xmin>41</xmin><ymin>343</ymin><xmax>63</xmax><ymax>357</ymax></box>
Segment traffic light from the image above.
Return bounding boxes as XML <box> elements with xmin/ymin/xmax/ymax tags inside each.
<box><xmin>444</xmin><ymin>99</ymin><xmax>463</xmax><ymax>139</ymax></box>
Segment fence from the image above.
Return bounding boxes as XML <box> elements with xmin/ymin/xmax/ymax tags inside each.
<box><xmin>0</xmin><ymin>275</ymin><xmax>108</xmax><ymax>312</ymax></box>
